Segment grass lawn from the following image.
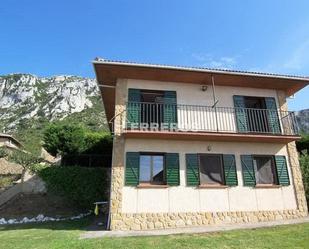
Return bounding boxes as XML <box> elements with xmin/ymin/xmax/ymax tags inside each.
<box><xmin>0</xmin><ymin>217</ymin><xmax>309</xmax><ymax>249</ymax></box>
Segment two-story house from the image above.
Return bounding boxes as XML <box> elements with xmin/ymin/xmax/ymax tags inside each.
<box><xmin>93</xmin><ymin>58</ymin><xmax>308</xmax><ymax>231</ymax></box>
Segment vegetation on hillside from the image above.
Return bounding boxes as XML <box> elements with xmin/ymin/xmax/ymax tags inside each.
<box><xmin>7</xmin><ymin>150</ymin><xmax>42</xmax><ymax>181</ymax></box>
<box><xmin>0</xmin><ymin>147</ymin><xmax>9</xmax><ymax>158</ymax></box>
<box><xmin>1</xmin><ymin>94</ymin><xmax>108</xmax><ymax>156</ymax></box>
<box><xmin>43</xmin><ymin>122</ymin><xmax>112</xmax><ymax>157</ymax></box>
<box><xmin>297</xmin><ymin>133</ymin><xmax>309</xmax><ymax>208</ymax></box>
<box><xmin>300</xmin><ymin>153</ymin><xmax>309</xmax><ymax>207</ymax></box>
<box><xmin>297</xmin><ymin>133</ymin><xmax>309</xmax><ymax>154</ymax></box>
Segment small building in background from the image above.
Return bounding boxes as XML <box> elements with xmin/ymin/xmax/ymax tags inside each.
<box><xmin>0</xmin><ymin>133</ymin><xmax>22</xmax><ymax>151</ymax></box>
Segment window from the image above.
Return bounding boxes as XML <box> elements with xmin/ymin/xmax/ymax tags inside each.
<box><xmin>139</xmin><ymin>153</ymin><xmax>165</xmax><ymax>184</ymax></box>
<box><xmin>253</xmin><ymin>155</ymin><xmax>278</xmax><ymax>185</ymax></box>
<box><xmin>199</xmin><ymin>154</ymin><xmax>224</xmax><ymax>185</ymax></box>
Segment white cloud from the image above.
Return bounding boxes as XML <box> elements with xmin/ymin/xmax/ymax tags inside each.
<box><xmin>191</xmin><ymin>53</ymin><xmax>238</xmax><ymax>69</ymax></box>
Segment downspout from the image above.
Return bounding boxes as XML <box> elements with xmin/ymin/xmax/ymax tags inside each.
<box><xmin>211</xmin><ymin>75</ymin><xmax>219</xmax><ymax>131</ymax></box>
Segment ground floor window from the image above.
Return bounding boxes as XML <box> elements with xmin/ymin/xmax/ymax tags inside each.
<box><xmin>139</xmin><ymin>153</ymin><xmax>165</xmax><ymax>184</ymax></box>
<box><xmin>199</xmin><ymin>154</ymin><xmax>224</xmax><ymax>185</ymax></box>
<box><xmin>253</xmin><ymin>155</ymin><xmax>278</xmax><ymax>185</ymax></box>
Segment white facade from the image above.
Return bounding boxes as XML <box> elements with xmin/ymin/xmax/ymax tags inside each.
<box><xmin>126</xmin><ymin>79</ymin><xmax>279</xmax><ymax>107</ymax></box>
<box><xmin>120</xmin><ymin>79</ymin><xmax>297</xmax><ymax>214</ymax></box>
<box><xmin>123</xmin><ymin>139</ymin><xmax>296</xmax><ymax>213</ymax></box>
<box><xmin>125</xmin><ymin>79</ymin><xmax>281</xmax><ymax>133</ymax></box>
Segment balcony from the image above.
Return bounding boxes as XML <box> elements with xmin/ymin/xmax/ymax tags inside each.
<box><xmin>121</xmin><ymin>102</ymin><xmax>300</xmax><ymax>143</ymax></box>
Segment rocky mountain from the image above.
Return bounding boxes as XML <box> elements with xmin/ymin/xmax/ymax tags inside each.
<box><xmin>296</xmin><ymin>109</ymin><xmax>309</xmax><ymax>134</ymax></box>
<box><xmin>0</xmin><ymin>74</ymin><xmax>105</xmax><ymax>130</ymax></box>
<box><xmin>0</xmin><ymin>74</ymin><xmax>107</xmax><ymax>152</ymax></box>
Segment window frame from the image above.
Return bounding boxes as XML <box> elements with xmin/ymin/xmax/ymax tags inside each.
<box><xmin>198</xmin><ymin>153</ymin><xmax>226</xmax><ymax>186</ymax></box>
<box><xmin>139</xmin><ymin>152</ymin><xmax>166</xmax><ymax>185</ymax></box>
<box><xmin>252</xmin><ymin>155</ymin><xmax>279</xmax><ymax>186</ymax></box>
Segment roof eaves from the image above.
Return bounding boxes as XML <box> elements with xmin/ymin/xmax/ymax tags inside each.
<box><xmin>93</xmin><ymin>58</ymin><xmax>309</xmax><ymax>82</ymax></box>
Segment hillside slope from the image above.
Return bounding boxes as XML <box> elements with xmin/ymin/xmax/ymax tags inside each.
<box><xmin>0</xmin><ymin>74</ymin><xmax>108</xmax><ymax>153</ymax></box>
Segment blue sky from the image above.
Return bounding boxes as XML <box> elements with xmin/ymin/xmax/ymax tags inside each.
<box><xmin>0</xmin><ymin>0</ymin><xmax>308</xmax><ymax>110</ymax></box>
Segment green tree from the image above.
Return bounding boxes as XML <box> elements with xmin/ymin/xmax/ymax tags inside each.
<box><xmin>43</xmin><ymin>122</ymin><xmax>86</xmax><ymax>156</ymax></box>
<box><xmin>296</xmin><ymin>134</ymin><xmax>309</xmax><ymax>154</ymax></box>
<box><xmin>83</xmin><ymin>131</ymin><xmax>113</xmax><ymax>154</ymax></box>
<box><xmin>8</xmin><ymin>150</ymin><xmax>42</xmax><ymax>181</ymax></box>
<box><xmin>300</xmin><ymin>153</ymin><xmax>309</xmax><ymax>207</ymax></box>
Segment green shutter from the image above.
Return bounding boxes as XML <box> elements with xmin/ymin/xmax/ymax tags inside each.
<box><xmin>265</xmin><ymin>97</ymin><xmax>281</xmax><ymax>134</ymax></box>
<box><xmin>125</xmin><ymin>152</ymin><xmax>140</xmax><ymax>186</ymax></box>
<box><xmin>186</xmin><ymin>154</ymin><xmax>199</xmax><ymax>186</ymax></box>
<box><xmin>163</xmin><ymin>91</ymin><xmax>177</xmax><ymax>127</ymax></box>
<box><xmin>127</xmin><ymin>89</ymin><xmax>141</xmax><ymax>129</ymax></box>
<box><xmin>223</xmin><ymin>154</ymin><xmax>238</xmax><ymax>186</ymax></box>
<box><xmin>240</xmin><ymin>155</ymin><xmax>256</xmax><ymax>186</ymax></box>
<box><xmin>165</xmin><ymin>153</ymin><xmax>180</xmax><ymax>186</ymax></box>
<box><xmin>275</xmin><ymin>156</ymin><xmax>290</xmax><ymax>186</ymax></box>
<box><xmin>233</xmin><ymin>95</ymin><xmax>248</xmax><ymax>132</ymax></box>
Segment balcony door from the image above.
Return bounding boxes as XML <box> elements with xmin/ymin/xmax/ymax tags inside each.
<box><xmin>234</xmin><ymin>95</ymin><xmax>281</xmax><ymax>134</ymax></box>
<box><xmin>127</xmin><ymin>88</ymin><xmax>177</xmax><ymax>131</ymax></box>
<box><xmin>244</xmin><ymin>96</ymin><xmax>270</xmax><ymax>133</ymax></box>
<box><xmin>140</xmin><ymin>90</ymin><xmax>165</xmax><ymax>127</ymax></box>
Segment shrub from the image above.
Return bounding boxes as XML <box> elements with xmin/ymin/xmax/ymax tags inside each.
<box><xmin>8</xmin><ymin>150</ymin><xmax>41</xmax><ymax>171</ymax></box>
<box><xmin>0</xmin><ymin>147</ymin><xmax>8</xmax><ymax>158</ymax></box>
<box><xmin>83</xmin><ymin>132</ymin><xmax>113</xmax><ymax>154</ymax></box>
<box><xmin>36</xmin><ymin>165</ymin><xmax>109</xmax><ymax>209</ymax></box>
<box><xmin>30</xmin><ymin>163</ymin><xmax>49</xmax><ymax>173</ymax></box>
<box><xmin>296</xmin><ymin>134</ymin><xmax>309</xmax><ymax>154</ymax></box>
<box><xmin>300</xmin><ymin>153</ymin><xmax>309</xmax><ymax>206</ymax></box>
<box><xmin>43</xmin><ymin>122</ymin><xmax>86</xmax><ymax>156</ymax></box>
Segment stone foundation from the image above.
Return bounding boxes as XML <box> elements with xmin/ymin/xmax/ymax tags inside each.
<box><xmin>111</xmin><ymin>209</ymin><xmax>307</xmax><ymax>231</ymax></box>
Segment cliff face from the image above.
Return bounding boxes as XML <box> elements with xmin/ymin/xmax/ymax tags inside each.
<box><xmin>296</xmin><ymin>109</ymin><xmax>309</xmax><ymax>133</ymax></box>
<box><xmin>0</xmin><ymin>74</ymin><xmax>107</xmax><ymax>152</ymax></box>
<box><xmin>0</xmin><ymin>74</ymin><xmax>104</xmax><ymax>132</ymax></box>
